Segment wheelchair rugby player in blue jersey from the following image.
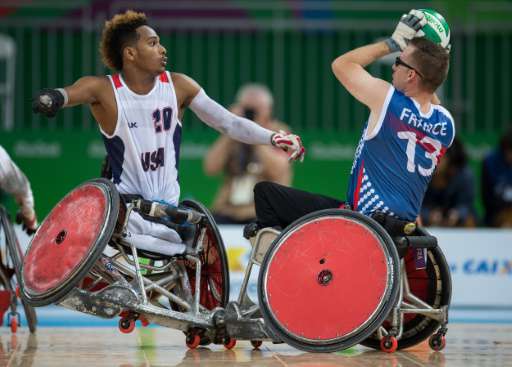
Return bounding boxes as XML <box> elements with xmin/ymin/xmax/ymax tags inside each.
<box><xmin>246</xmin><ymin>9</ymin><xmax>453</xmax><ymax>352</ymax></box>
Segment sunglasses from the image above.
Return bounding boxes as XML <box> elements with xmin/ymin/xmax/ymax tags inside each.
<box><xmin>395</xmin><ymin>57</ymin><xmax>424</xmax><ymax>78</ymax></box>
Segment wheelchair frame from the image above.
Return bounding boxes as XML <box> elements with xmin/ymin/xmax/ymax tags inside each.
<box><xmin>20</xmin><ymin>179</ymin><xmax>451</xmax><ymax>353</ymax></box>
<box><xmin>58</xmin><ymin>197</ymin><xmax>230</xmax><ymax>338</ymax></box>
<box><xmin>0</xmin><ymin>206</ymin><xmax>37</xmax><ymax>333</ymax></box>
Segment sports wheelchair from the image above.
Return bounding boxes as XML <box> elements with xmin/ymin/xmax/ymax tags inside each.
<box><xmin>0</xmin><ymin>206</ymin><xmax>37</xmax><ymax>333</ymax></box>
<box><xmin>20</xmin><ymin>178</ymin><xmax>450</xmax><ymax>353</ymax></box>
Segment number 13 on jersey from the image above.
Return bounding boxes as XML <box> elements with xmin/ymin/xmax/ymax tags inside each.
<box><xmin>397</xmin><ymin>130</ymin><xmax>443</xmax><ymax>177</ymax></box>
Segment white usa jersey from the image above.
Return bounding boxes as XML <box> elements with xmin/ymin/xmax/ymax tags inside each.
<box><xmin>101</xmin><ymin>71</ymin><xmax>182</xmax><ymax>205</ymax></box>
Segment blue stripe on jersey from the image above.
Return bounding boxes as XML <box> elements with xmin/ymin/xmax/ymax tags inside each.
<box><xmin>173</xmin><ymin>123</ymin><xmax>182</xmax><ymax>182</ymax></box>
<box><xmin>102</xmin><ymin>135</ymin><xmax>125</xmax><ymax>185</ymax></box>
<box><xmin>347</xmin><ymin>87</ymin><xmax>455</xmax><ymax>221</ymax></box>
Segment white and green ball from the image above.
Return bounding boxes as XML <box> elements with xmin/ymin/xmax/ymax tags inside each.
<box><xmin>417</xmin><ymin>8</ymin><xmax>451</xmax><ymax>49</ymax></box>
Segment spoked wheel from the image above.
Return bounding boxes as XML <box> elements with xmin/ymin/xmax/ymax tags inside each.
<box><xmin>258</xmin><ymin>209</ymin><xmax>400</xmax><ymax>353</ymax></box>
<box><xmin>361</xmin><ymin>246</ymin><xmax>451</xmax><ymax>350</ymax></box>
<box><xmin>180</xmin><ymin>200</ymin><xmax>230</xmax><ymax>310</ymax></box>
<box><xmin>0</xmin><ymin>207</ymin><xmax>38</xmax><ymax>333</ymax></box>
<box><xmin>21</xmin><ymin>179</ymin><xmax>120</xmax><ymax>307</ymax></box>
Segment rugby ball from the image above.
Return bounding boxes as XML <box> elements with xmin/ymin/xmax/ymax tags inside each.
<box><xmin>417</xmin><ymin>8</ymin><xmax>451</xmax><ymax>49</ymax></box>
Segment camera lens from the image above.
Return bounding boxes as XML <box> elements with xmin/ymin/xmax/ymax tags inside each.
<box><xmin>243</xmin><ymin>108</ymin><xmax>256</xmax><ymax>120</ymax></box>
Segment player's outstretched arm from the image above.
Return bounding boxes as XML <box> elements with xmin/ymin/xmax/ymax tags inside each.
<box><xmin>173</xmin><ymin>72</ymin><xmax>305</xmax><ymax>162</ymax></box>
<box><xmin>32</xmin><ymin>76</ymin><xmax>105</xmax><ymax>118</ymax></box>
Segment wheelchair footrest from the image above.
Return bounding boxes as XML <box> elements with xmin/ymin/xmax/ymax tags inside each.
<box><xmin>59</xmin><ymin>283</ymin><xmax>139</xmax><ymax>318</ymax></box>
<box><xmin>223</xmin><ymin>302</ymin><xmax>274</xmax><ymax>341</ymax></box>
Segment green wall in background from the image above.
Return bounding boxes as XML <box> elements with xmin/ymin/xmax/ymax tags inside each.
<box><xmin>0</xmin><ymin>27</ymin><xmax>510</xmax><ymax>135</ymax></box>
<box><xmin>0</xmin><ymin>130</ymin><xmax>499</xmax><ymax>222</ymax></box>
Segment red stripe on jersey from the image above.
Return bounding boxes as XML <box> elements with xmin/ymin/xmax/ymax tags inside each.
<box><xmin>112</xmin><ymin>74</ymin><xmax>122</xmax><ymax>89</ymax></box>
<box><xmin>159</xmin><ymin>72</ymin><xmax>169</xmax><ymax>83</ymax></box>
<box><xmin>352</xmin><ymin>162</ymin><xmax>365</xmax><ymax>211</ymax></box>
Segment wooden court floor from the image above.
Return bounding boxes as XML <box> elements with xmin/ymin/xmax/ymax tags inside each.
<box><xmin>0</xmin><ymin>323</ymin><xmax>511</xmax><ymax>367</ymax></box>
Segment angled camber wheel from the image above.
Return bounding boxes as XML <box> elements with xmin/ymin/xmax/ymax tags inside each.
<box><xmin>0</xmin><ymin>207</ymin><xmax>38</xmax><ymax>333</ymax></box>
<box><xmin>21</xmin><ymin>178</ymin><xmax>120</xmax><ymax>307</ymax></box>
<box><xmin>362</xmin><ymin>246</ymin><xmax>451</xmax><ymax>350</ymax></box>
<box><xmin>180</xmin><ymin>200</ymin><xmax>230</xmax><ymax>310</ymax></box>
<box><xmin>258</xmin><ymin>209</ymin><xmax>400</xmax><ymax>353</ymax></box>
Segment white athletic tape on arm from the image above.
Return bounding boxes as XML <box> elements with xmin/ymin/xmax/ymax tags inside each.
<box><xmin>56</xmin><ymin>88</ymin><xmax>69</xmax><ymax>106</ymax></box>
<box><xmin>189</xmin><ymin>89</ymin><xmax>273</xmax><ymax>145</ymax></box>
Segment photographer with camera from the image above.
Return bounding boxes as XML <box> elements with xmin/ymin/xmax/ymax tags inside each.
<box><xmin>204</xmin><ymin>84</ymin><xmax>292</xmax><ymax>224</ymax></box>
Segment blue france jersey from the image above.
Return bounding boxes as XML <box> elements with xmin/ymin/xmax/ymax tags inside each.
<box><xmin>347</xmin><ymin>87</ymin><xmax>455</xmax><ymax>221</ymax></box>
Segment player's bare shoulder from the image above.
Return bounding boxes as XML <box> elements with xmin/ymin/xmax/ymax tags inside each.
<box><xmin>91</xmin><ymin>76</ymin><xmax>116</xmax><ymax>105</ymax></box>
<box><xmin>81</xmin><ymin>75</ymin><xmax>117</xmax><ymax>135</ymax></box>
<box><xmin>170</xmin><ymin>72</ymin><xmax>201</xmax><ymax>109</ymax></box>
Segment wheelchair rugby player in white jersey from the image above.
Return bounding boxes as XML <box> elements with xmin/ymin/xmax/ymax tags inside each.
<box><xmin>31</xmin><ymin>10</ymin><xmax>304</xmax><ymax>258</ymax></box>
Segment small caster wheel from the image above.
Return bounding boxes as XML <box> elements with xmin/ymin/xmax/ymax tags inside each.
<box><xmin>380</xmin><ymin>335</ymin><xmax>398</xmax><ymax>353</ymax></box>
<box><xmin>119</xmin><ymin>318</ymin><xmax>135</xmax><ymax>334</ymax></box>
<box><xmin>139</xmin><ymin>316</ymin><xmax>149</xmax><ymax>327</ymax></box>
<box><xmin>429</xmin><ymin>334</ymin><xmax>446</xmax><ymax>351</ymax></box>
<box><xmin>186</xmin><ymin>334</ymin><xmax>201</xmax><ymax>349</ymax></box>
<box><xmin>224</xmin><ymin>337</ymin><xmax>236</xmax><ymax>350</ymax></box>
<box><xmin>7</xmin><ymin>313</ymin><xmax>19</xmax><ymax>334</ymax></box>
<box><xmin>250</xmin><ymin>340</ymin><xmax>262</xmax><ymax>349</ymax></box>
<box><xmin>199</xmin><ymin>335</ymin><xmax>211</xmax><ymax>346</ymax></box>
<box><xmin>10</xmin><ymin>318</ymin><xmax>17</xmax><ymax>334</ymax></box>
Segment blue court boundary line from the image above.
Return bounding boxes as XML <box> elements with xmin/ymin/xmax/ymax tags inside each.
<box><xmin>450</xmin><ymin>305</ymin><xmax>512</xmax><ymax>311</ymax></box>
<box><xmin>450</xmin><ymin>319</ymin><xmax>512</xmax><ymax>324</ymax></box>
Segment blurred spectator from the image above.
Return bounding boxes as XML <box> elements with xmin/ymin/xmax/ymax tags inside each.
<box><xmin>204</xmin><ymin>84</ymin><xmax>291</xmax><ymax>224</ymax></box>
<box><xmin>421</xmin><ymin>139</ymin><xmax>477</xmax><ymax>227</ymax></box>
<box><xmin>482</xmin><ymin>128</ymin><xmax>512</xmax><ymax>227</ymax></box>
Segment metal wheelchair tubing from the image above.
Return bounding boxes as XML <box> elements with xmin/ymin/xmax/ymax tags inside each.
<box><xmin>129</xmin><ymin>241</ymin><xmax>148</xmax><ymax>305</ymax></box>
<box><xmin>237</xmin><ymin>228</ymin><xmax>275</xmax><ymax>306</ymax></box>
<box><xmin>388</xmin><ymin>251</ymin><xmax>446</xmax><ymax>341</ymax></box>
<box><xmin>110</xmin><ymin>257</ymin><xmax>192</xmax><ymax>311</ymax></box>
<box><xmin>102</xmin><ymin>197</ymin><xmax>216</xmax><ymax>318</ymax></box>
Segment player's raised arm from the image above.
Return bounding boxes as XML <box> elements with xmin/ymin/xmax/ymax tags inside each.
<box><xmin>173</xmin><ymin>72</ymin><xmax>305</xmax><ymax>162</ymax></box>
<box><xmin>331</xmin><ymin>42</ymin><xmax>391</xmax><ymax>111</ymax></box>
<box><xmin>32</xmin><ymin>76</ymin><xmax>105</xmax><ymax>118</ymax></box>
<box><xmin>331</xmin><ymin>9</ymin><xmax>427</xmax><ymax>111</ymax></box>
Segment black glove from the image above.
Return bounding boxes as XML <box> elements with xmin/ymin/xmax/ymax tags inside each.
<box><xmin>32</xmin><ymin>88</ymin><xmax>65</xmax><ymax>118</ymax></box>
<box><xmin>16</xmin><ymin>210</ymin><xmax>38</xmax><ymax>236</ymax></box>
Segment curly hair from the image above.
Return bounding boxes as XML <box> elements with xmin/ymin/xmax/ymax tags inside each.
<box><xmin>99</xmin><ymin>10</ymin><xmax>148</xmax><ymax>71</ymax></box>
